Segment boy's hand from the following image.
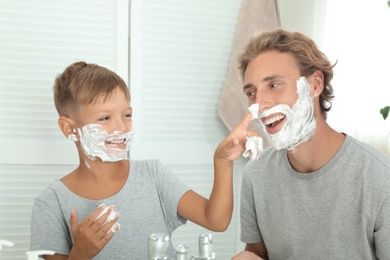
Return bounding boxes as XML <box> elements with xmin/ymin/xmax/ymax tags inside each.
<box><xmin>69</xmin><ymin>205</ymin><xmax>120</xmax><ymax>259</ymax></box>
<box><xmin>215</xmin><ymin>113</ymin><xmax>259</xmax><ymax>162</ymax></box>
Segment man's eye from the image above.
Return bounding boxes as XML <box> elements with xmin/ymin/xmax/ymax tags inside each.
<box><xmin>270</xmin><ymin>83</ymin><xmax>279</xmax><ymax>88</ymax></box>
<box><xmin>247</xmin><ymin>91</ymin><xmax>256</xmax><ymax>97</ymax></box>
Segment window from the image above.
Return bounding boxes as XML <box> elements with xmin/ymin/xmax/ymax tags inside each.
<box><xmin>130</xmin><ymin>0</ymin><xmax>243</xmax><ymax>257</ymax></box>
<box><xmin>0</xmin><ymin>0</ymin><xmax>127</xmax><ymax>258</ymax></box>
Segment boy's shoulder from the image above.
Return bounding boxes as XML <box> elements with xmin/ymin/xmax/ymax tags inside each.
<box><xmin>34</xmin><ymin>179</ymin><xmax>64</xmax><ymax>204</ymax></box>
<box><xmin>131</xmin><ymin>159</ymin><xmax>164</xmax><ymax>171</ymax></box>
<box><xmin>130</xmin><ymin>159</ymin><xmax>177</xmax><ymax>182</ymax></box>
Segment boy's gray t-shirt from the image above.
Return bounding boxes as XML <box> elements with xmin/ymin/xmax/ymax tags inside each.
<box><xmin>30</xmin><ymin>159</ymin><xmax>190</xmax><ymax>259</ymax></box>
<box><xmin>240</xmin><ymin>135</ymin><xmax>390</xmax><ymax>259</ymax></box>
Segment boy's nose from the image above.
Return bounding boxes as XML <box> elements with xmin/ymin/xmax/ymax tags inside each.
<box><xmin>112</xmin><ymin>118</ymin><xmax>129</xmax><ymax>132</ymax></box>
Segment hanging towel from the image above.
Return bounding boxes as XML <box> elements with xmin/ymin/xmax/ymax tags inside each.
<box><xmin>218</xmin><ymin>0</ymin><xmax>280</xmax><ymax>136</ymax></box>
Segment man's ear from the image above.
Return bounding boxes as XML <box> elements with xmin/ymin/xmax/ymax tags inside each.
<box><xmin>310</xmin><ymin>70</ymin><xmax>324</xmax><ymax>97</ymax></box>
<box><xmin>58</xmin><ymin>116</ymin><xmax>77</xmax><ymax>139</ymax></box>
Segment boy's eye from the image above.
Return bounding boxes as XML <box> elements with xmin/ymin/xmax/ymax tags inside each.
<box><xmin>99</xmin><ymin>116</ymin><xmax>110</xmax><ymax>121</ymax></box>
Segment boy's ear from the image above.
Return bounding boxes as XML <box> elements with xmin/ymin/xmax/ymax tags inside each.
<box><xmin>310</xmin><ymin>70</ymin><xmax>324</xmax><ymax>97</ymax></box>
<box><xmin>58</xmin><ymin>116</ymin><xmax>77</xmax><ymax>138</ymax></box>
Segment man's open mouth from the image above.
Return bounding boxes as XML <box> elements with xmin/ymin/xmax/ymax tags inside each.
<box><xmin>262</xmin><ymin>114</ymin><xmax>285</xmax><ymax>129</ymax></box>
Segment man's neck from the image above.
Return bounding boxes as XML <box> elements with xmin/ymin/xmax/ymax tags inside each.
<box><xmin>286</xmin><ymin>123</ymin><xmax>345</xmax><ymax>173</ymax></box>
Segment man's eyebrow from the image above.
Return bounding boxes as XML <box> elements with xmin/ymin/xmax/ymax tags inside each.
<box><xmin>263</xmin><ymin>75</ymin><xmax>284</xmax><ymax>82</ymax></box>
<box><xmin>243</xmin><ymin>75</ymin><xmax>284</xmax><ymax>92</ymax></box>
<box><xmin>243</xmin><ymin>83</ymin><xmax>255</xmax><ymax>92</ymax></box>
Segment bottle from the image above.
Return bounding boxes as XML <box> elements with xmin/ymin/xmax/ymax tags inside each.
<box><xmin>25</xmin><ymin>250</ymin><xmax>55</xmax><ymax>260</ymax></box>
<box><xmin>192</xmin><ymin>234</ymin><xmax>216</xmax><ymax>260</ymax></box>
<box><xmin>175</xmin><ymin>244</ymin><xmax>190</xmax><ymax>260</ymax></box>
<box><xmin>148</xmin><ymin>233</ymin><xmax>170</xmax><ymax>260</ymax></box>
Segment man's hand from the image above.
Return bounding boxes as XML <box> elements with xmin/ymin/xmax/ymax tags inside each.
<box><xmin>232</xmin><ymin>250</ymin><xmax>264</xmax><ymax>260</ymax></box>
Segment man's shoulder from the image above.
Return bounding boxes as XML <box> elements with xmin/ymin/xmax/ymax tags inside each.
<box><xmin>343</xmin><ymin>135</ymin><xmax>390</xmax><ymax>188</ymax></box>
<box><xmin>346</xmin><ymin>135</ymin><xmax>390</xmax><ymax>167</ymax></box>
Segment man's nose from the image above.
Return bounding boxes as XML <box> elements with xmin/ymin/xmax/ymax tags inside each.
<box><xmin>256</xmin><ymin>89</ymin><xmax>272</xmax><ymax>112</ymax></box>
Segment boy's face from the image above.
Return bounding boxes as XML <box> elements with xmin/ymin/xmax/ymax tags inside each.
<box><xmin>75</xmin><ymin>87</ymin><xmax>134</xmax><ymax>162</ymax></box>
<box><xmin>78</xmin><ymin>87</ymin><xmax>132</xmax><ymax>133</ymax></box>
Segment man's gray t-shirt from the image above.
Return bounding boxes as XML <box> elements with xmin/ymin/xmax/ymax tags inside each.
<box><xmin>240</xmin><ymin>135</ymin><xmax>390</xmax><ymax>259</ymax></box>
<box><xmin>30</xmin><ymin>159</ymin><xmax>190</xmax><ymax>259</ymax></box>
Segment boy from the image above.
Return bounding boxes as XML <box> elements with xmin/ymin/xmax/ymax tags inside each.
<box><xmin>30</xmin><ymin>61</ymin><xmax>253</xmax><ymax>259</ymax></box>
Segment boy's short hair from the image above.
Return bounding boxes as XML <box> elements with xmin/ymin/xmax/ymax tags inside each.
<box><xmin>53</xmin><ymin>61</ymin><xmax>130</xmax><ymax>118</ymax></box>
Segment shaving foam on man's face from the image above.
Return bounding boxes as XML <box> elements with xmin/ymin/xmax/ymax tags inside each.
<box><xmin>255</xmin><ymin>76</ymin><xmax>317</xmax><ymax>151</ymax></box>
<box><xmin>77</xmin><ymin>124</ymin><xmax>134</xmax><ymax>162</ymax></box>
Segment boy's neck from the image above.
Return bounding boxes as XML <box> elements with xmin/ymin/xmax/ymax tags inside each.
<box><xmin>61</xmin><ymin>159</ymin><xmax>130</xmax><ymax>200</ymax></box>
<box><xmin>81</xmin><ymin>159</ymin><xmax>129</xmax><ymax>178</ymax></box>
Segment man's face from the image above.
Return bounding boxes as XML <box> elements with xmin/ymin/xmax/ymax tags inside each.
<box><xmin>243</xmin><ymin>50</ymin><xmax>317</xmax><ymax>150</ymax></box>
<box><xmin>243</xmin><ymin>50</ymin><xmax>302</xmax><ymax>134</ymax></box>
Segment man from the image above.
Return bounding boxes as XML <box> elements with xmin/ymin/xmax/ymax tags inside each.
<box><xmin>232</xmin><ymin>28</ymin><xmax>390</xmax><ymax>259</ymax></box>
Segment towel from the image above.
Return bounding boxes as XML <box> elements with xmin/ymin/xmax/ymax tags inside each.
<box><xmin>218</xmin><ymin>0</ymin><xmax>280</xmax><ymax>141</ymax></box>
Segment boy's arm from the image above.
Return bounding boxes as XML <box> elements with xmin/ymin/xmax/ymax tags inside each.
<box><xmin>178</xmin><ymin>113</ymin><xmax>256</xmax><ymax>231</ymax></box>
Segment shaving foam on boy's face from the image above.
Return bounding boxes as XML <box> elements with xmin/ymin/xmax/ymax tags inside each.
<box><xmin>252</xmin><ymin>76</ymin><xmax>317</xmax><ymax>151</ymax></box>
<box><xmin>77</xmin><ymin>124</ymin><xmax>134</xmax><ymax>162</ymax></box>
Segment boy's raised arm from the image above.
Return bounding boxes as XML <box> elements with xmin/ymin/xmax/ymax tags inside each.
<box><xmin>178</xmin><ymin>113</ymin><xmax>257</xmax><ymax>231</ymax></box>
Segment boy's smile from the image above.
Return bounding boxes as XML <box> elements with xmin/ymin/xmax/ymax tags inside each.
<box><xmin>105</xmin><ymin>135</ymin><xmax>127</xmax><ymax>147</ymax></box>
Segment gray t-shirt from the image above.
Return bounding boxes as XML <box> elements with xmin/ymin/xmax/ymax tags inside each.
<box><xmin>30</xmin><ymin>159</ymin><xmax>190</xmax><ymax>259</ymax></box>
<box><xmin>240</xmin><ymin>135</ymin><xmax>390</xmax><ymax>259</ymax></box>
